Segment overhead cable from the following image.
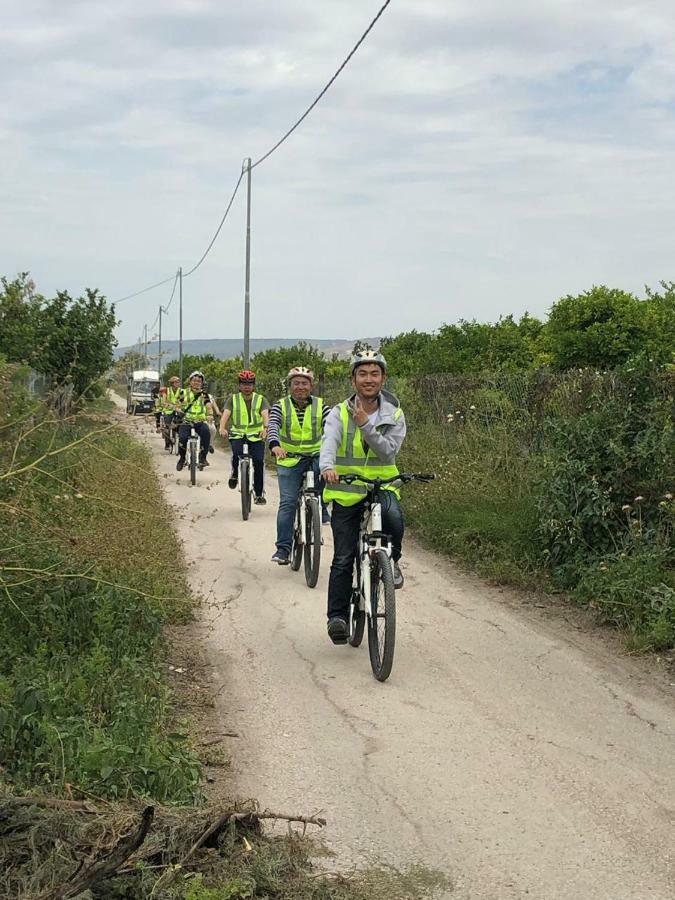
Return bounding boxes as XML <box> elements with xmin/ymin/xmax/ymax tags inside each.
<box><xmin>113</xmin><ymin>274</ymin><xmax>176</xmax><ymax>305</ymax></box>
<box><xmin>183</xmin><ymin>170</ymin><xmax>244</xmax><ymax>277</ymax></box>
<box><xmin>251</xmin><ymin>0</ymin><xmax>393</xmax><ymax>169</ymax></box>
<box><xmin>163</xmin><ymin>270</ymin><xmax>180</xmax><ymax>314</ymax></box>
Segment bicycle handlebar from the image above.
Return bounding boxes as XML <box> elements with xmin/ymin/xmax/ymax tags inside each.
<box><xmin>338</xmin><ymin>472</ymin><xmax>435</xmax><ymax>487</ymax></box>
<box><xmin>285</xmin><ymin>451</ymin><xmax>320</xmax><ymax>459</ymax></box>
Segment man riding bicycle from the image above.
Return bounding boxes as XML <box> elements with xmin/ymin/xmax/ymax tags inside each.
<box><xmin>268</xmin><ymin>366</ymin><xmax>330</xmax><ymax>565</ymax></box>
<box><xmin>174</xmin><ymin>370</ymin><xmax>215</xmax><ymax>472</ymax></box>
<box><xmin>162</xmin><ymin>375</ymin><xmax>182</xmax><ymax>450</ymax></box>
<box><xmin>219</xmin><ymin>370</ymin><xmax>269</xmax><ymax>505</ymax></box>
<box><xmin>320</xmin><ymin>349</ymin><xmax>407</xmax><ymax>644</ymax></box>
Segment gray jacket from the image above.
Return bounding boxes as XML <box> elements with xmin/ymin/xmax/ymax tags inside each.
<box><xmin>319</xmin><ymin>389</ymin><xmax>407</xmax><ymax>472</ymax></box>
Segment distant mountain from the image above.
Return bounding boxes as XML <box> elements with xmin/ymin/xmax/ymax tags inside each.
<box><xmin>114</xmin><ymin>337</ymin><xmax>382</xmax><ymax>363</ymax></box>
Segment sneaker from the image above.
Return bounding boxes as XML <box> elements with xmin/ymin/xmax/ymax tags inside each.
<box><xmin>271</xmin><ymin>549</ymin><xmax>289</xmax><ymax>565</ymax></box>
<box><xmin>200</xmin><ymin>457</ymin><xmax>210</xmax><ymax>467</ymax></box>
<box><xmin>228</xmin><ymin>476</ymin><xmax>238</xmax><ymax>490</ymax></box>
<box><xmin>327</xmin><ymin>617</ymin><xmax>348</xmax><ymax>644</ymax></box>
<box><xmin>393</xmin><ymin>561</ymin><xmax>404</xmax><ymax>590</ymax></box>
<box><xmin>254</xmin><ymin>495</ymin><xmax>267</xmax><ymax>505</ymax></box>
<box><xmin>176</xmin><ymin>458</ymin><xmax>185</xmax><ymax>472</ymax></box>
<box><xmin>208</xmin><ymin>445</ymin><xmax>215</xmax><ymax>454</ymax></box>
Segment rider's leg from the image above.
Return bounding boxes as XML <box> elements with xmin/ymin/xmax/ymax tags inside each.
<box><xmin>228</xmin><ymin>438</ymin><xmax>242</xmax><ymax>486</ymax></box>
<box><xmin>251</xmin><ymin>440</ymin><xmax>265</xmax><ymax>496</ymax></box>
<box><xmin>275</xmin><ymin>463</ymin><xmax>304</xmax><ymax>555</ymax></box>
<box><xmin>176</xmin><ymin>422</ymin><xmax>190</xmax><ymax>468</ymax></box>
<box><xmin>164</xmin><ymin>413</ymin><xmax>174</xmax><ymax>448</ymax></box>
<box><xmin>327</xmin><ymin>500</ymin><xmax>363</xmax><ymax>621</ymax></box>
<box><xmin>381</xmin><ymin>491</ymin><xmax>405</xmax><ymax>561</ymax></box>
<box><xmin>196</xmin><ymin>422</ymin><xmax>210</xmax><ymax>462</ymax></box>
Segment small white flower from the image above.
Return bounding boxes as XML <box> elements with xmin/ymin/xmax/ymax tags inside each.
<box><xmin>469</xmin><ymin>404</ymin><xmax>476</xmax><ymax>410</ymax></box>
<box><xmin>621</xmin><ymin>504</ymin><xmax>632</xmax><ymax>511</ymax></box>
<box><xmin>664</xmin><ymin>493</ymin><xmax>673</xmax><ymax>501</ymax></box>
<box><xmin>634</xmin><ymin>495</ymin><xmax>644</xmax><ymax>503</ymax></box>
<box><xmin>75</xmin><ymin>493</ymin><xmax>84</xmax><ymax>499</ymax></box>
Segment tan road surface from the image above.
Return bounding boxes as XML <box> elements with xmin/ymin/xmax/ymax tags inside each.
<box><xmin>120</xmin><ymin>402</ymin><xmax>674</xmax><ymax>900</ymax></box>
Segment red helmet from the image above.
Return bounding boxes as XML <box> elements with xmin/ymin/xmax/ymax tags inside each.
<box><xmin>238</xmin><ymin>369</ymin><xmax>256</xmax><ymax>383</ymax></box>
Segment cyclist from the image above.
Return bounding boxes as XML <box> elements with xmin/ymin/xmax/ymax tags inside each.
<box><xmin>154</xmin><ymin>386</ymin><xmax>167</xmax><ymax>432</ymax></box>
<box><xmin>163</xmin><ymin>375</ymin><xmax>182</xmax><ymax>450</ymax></box>
<box><xmin>174</xmin><ymin>370</ymin><xmax>215</xmax><ymax>472</ymax></box>
<box><xmin>268</xmin><ymin>366</ymin><xmax>330</xmax><ymax>564</ymax></box>
<box><xmin>320</xmin><ymin>349</ymin><xmax>407</xmax><ymax>644</ymax></box>
<box><xmin>219</xmin><ymin>369</ymin><xmax>269</xmax><ymax>504</ymax></box>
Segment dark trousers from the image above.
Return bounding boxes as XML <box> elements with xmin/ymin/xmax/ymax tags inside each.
<box><xmin>154</xmin><ymin>412</ymin><xmax>162</xmax><ymax>429</ymax></box>
<box><xmin>230</xmin><ymin>437</ymin><xmax>265</xmax><ymax>496</ymax></box>
<box><xmin>327</xmin><ymin>492</ymin><xmax>404</xmax><ymax>621</ymax></box>
<box><xmin>178</xmin><ymin>421</ymin><xmax>210</xmax><ymax>461</ymax></box>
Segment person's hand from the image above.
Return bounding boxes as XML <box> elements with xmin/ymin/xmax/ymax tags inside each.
<box><xmin>349</xmin><ymin>395</ymin><xmax>369</xmax><ymax>426</ymax></box>
<box><xmin>323</xmin><ymin>468</ymin><xmax>339</xmax><ymax>484</ymax></box>
<box><xmin>272</xmin><ymin>446</ymin><xmax>287</xmax><ymax>459</ymax></box>
<box><xmin>219</xmin><ymin>425</ymin><xmax>229</xmax><ymax>438</ymax></box>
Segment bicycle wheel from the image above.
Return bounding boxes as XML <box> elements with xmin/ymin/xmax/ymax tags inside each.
<box><xmin>367</xmin><ymin>549</ymin><xmax>396</xmax><ymax>681</ymax></box>
<box><xmin>303</xmin><ymin>498</ymin><xmax>321</xmax><ymax>588</ymax></box>
<box><xmin>189</xmin><ymin>441</ymin><xmax>197</xmax><ymax>486</ymax></box>
<box><xmin>240</xmin><ymin>459</ymin><xmax>251</xmax><ymax>520</ymax></box>
<box><xmin>290</xmin><ymin>503</ymin><xmax>303</xmax><ymax>570</ymax></box>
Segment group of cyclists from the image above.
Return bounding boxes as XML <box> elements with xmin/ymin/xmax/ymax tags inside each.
<box><xmin>153</xmin><ymin>349</ymin><xmax>407</xmax><ymax>645</ymax></box>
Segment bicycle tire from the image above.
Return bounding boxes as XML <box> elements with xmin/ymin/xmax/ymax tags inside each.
<box><xmin>348</xmin><ymin>556</ymin><xmax>365</xmax><ymax>647</ymax></box>
<box><xmin>303</xmin><ymin>498</ymin><xmax>321</xmax><ymax>588</ymax></box>
<box><xmin>367</xmin><ymin>549</ymin><xmax>396</xmax><ymax>682</ymax></box>
<box><xmin>189</xmin><ymin>441</ymin><xmax>197</xmax><ymax>486</ymax></box>
<box><xmin>240</xmin><ymin>459</ymin><xmax>250</xmax><ymax>520</ymax></box>
<box><xmin>290</xmin><ymin>503</ymin><xmax>303</xmax><ymax>570</ymax></box>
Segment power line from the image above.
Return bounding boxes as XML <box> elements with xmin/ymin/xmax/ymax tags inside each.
<box><xmin>251</xmin><ymin>0</ymin><xmax>393</xmax><ymax>169</ymax></box>
<box><xmin>163</xmin><ymin>270</ymin><xmax>180</xmax><ymax>314</ymax></box>
<box><xmin>183</xmin><ymin>170</ymin><xmax>244</xmax><ymax>277</ymax></box>
<box><xmin>113</xmin><ymin>274</ymin><xmax>176</xmax><ymax>305</ymax></box>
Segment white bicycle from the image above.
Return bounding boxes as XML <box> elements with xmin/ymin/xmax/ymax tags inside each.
<box><xmin>288</xmin><ymin>452</ymin><xmax>322</xmax><ymax>589</ymax></box>
<box><xmin>341</xmin><ymin>472</ymin><xmax>434</xmax><ymax>682</ymax></box>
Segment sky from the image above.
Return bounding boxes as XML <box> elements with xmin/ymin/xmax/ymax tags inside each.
<box><xmin>3</xmin><ymin>0</ymin><xmax>675</xmax><ymax>348</ymax></box>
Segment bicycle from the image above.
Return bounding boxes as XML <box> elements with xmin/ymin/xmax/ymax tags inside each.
<box><xmin>238</xmin><ymin>435</ymin><xmax>262</xmax><ymax>521</ymax></box>
<box><xmin>161</xmin><ymin>414</ymin><xmax>177</xmax><ymax>453</ymax></box>
<box><xmin>287</xmin><ymin>453</ymin><xmax>322</xmax><ymax>588</ymax></box>
<box><xmin>340</xmin><ymin>472</ymin><xmax>434</xmax><ymax>682</ymax></box>
<box><xmin>185</xmin><ymin>422</ymin><xmax>201</xmax><ymax>486</ymax></box>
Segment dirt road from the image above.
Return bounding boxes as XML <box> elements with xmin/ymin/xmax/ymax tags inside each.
<box><xmin>121</xmin><ymin>403</ymin><xmax>674</xmax><ymax>900</ymax></box>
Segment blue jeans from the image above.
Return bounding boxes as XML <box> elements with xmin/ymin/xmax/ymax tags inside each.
<box><xmin>230</xmin><ymin>437</ymin><xmax>265</xmax><ymax>496</ymax></box>
<box><xmin>275</xmin><ymin>458</ymin><xmax>321</xmax><ymax>553</ymax></box>
<box><xmin>178</xmin><ymin>421</ymin><xmax>210</xmax><ymax>461</ymax></box>
<box><xmin>327</xmin><ymin>493</ymin><xmax>404</xmax><ymax>621</ymax></box>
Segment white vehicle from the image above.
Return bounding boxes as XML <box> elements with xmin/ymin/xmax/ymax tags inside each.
<box><xmin>126</xmin><ymin>369</ymin><xmax>160</xmax><ymax>415</ymax></box>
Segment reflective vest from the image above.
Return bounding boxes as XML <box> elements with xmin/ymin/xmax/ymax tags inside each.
<box><xmin>277</xmin><ymin>396</ymin><xmax>324</xmax><ymax>468</ymax></box>
<box><xmin>166</xmin><ymin>386</ymin><xmax>181</xmax><ymax>411</ymax></box>
<box><xmin>322</xmin><ymin>401</ymin><xmax>402</xmax><ymax>506</ymax></box>
<box><xmin>230</xmin><ymin>392</ymin><xmax>264</xmax><ymax>441</ymax></box>
<box><xmin>179</xmin><ymin>389</ymin><xmax>208</xmax><ymax>422</ymax></box>
<box><xmin>154</xmin><ymin>395</ymin><xmax>166</xmax><ymax>412</ymax></box>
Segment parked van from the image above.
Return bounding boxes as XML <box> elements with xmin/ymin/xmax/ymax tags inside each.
<box><xmin>127</xmin><ymin>370</ymin><xmax>160</xmax><ymax>414</ymax></box>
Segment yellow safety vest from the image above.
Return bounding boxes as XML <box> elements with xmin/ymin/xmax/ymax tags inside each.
<box><xmin>179</xmin><ymin>389</ymin><xmax>208</xmax><ymax>422</ymax></box>
<box><xmin>277</xmin><ymin>396</ymin><xmax>324</xmax><ymax>468</ymax></box>
<box><xmin>322</xmin><ymin>401</ymin><xmax>402</xmax><ymax>506</ymax></box>
<box><xmin>230</xmin><ymin>392</ymin><xmax>264</xmax><ymax>441</ymax></box>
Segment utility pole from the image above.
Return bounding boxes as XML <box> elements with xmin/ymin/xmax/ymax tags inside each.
<box><xmin>143</xmin><ymin>324</ymin><xmax>148</xmax><ymax>367</ymax></box>
<box><xmin>243</xmin><ymin>157</ymin><xmax>252</xmax><ymax>368</ymax></box>
<box><xmin>178</xmin><ymin>266</ymin><xmax>184</xmax><ymax>384</ymax></box>
<box><xmin>158</xmin><ymin>305</ymin><xmax>163</xmax><ymax>379</ymax></box>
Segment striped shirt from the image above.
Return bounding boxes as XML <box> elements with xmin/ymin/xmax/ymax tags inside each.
<box><xmin>267</xmin><ymin>395</ymin><xmax>331</xmax><ymax>450</ymax></box>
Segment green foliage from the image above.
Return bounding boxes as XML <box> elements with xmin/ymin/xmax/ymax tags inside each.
<box><xmin>0</xmin><ymin>368</ymin><xmax>200</xmax><ymax>801</ymax></box>
<box><xmin>543</xmin><ymin>285</ymin><xmax>672</xmax><ymax>371</ymax></box>
<box><xmin>0</xmin><ymin>273</ymin><xmax>118</xmax><ymax>397</ymax></box>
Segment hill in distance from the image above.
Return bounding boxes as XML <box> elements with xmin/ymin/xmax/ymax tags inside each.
<box><xmin>115</xmin><ymin>337</ymin><xmax>382</xmax><ymax>363</ymax></box>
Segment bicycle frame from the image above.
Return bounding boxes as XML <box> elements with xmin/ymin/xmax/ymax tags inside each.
<box><xmin>239</xmin><ymin>441</ymin><xmax>254</xmax><ymax>494</ymax></box>
<box><xmin>357</xmin><ymin>494</ymin><xmax>392</xmax><ymax>619</ymax></box>
<box><xmin>296</xmin><ymin>466</ymin><xmax>318</xmax><ymax>547</ymax></box>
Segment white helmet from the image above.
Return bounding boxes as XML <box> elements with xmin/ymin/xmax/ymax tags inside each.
<box><xmin>350</xmin><ymin>349</ymin><xmax>387</xmax><ymax>374</ymax></box>
<box><xmin>188</xmin><ymin>370</ymin><xmax>205</xmax><ymax>381</ymax></box>
<box><xmin>287</xmin><ymin>366</ymin><xmax>314</xmax><ymax>384</ymax></box>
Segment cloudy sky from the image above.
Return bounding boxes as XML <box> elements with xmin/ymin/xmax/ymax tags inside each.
<box><xmin>3</xmin><ymin>0</ymin><xmax>675</xmax><ymax>347</ymax></box>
